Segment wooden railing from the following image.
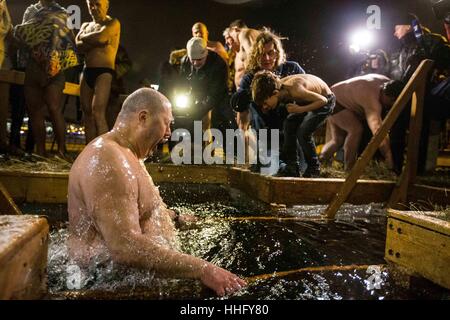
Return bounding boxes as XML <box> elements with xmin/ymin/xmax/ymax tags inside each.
<box><xmin>0</xmin><ymin>69</ymin><xmax>80</xmax><ymax>96</ymax></box>
<box><xmin>323</xmin><ymin>59</ymin><xmax>435</xmax><ymax>220</ymax></box>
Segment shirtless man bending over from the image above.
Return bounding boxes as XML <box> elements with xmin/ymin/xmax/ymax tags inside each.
<box><xmin>76</xmin><ymin>0</ymin><xmax>120</xmax><ymax>143</ymax></box>
<box><xmin>252</xmin><ymin>71</ymin><xmax>335</xmax><ymax>177</ymax></box>
<box><xmin>320</xmin><ymin>74</ymin><xmax>402</xmax><ymax>171</ymax></box>
<box><xmin>68</xmin><ymin>88</ymin><xmax>246</xmax><ymax>296</ymax></box>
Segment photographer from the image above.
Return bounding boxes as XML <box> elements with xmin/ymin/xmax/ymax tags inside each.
<box><xmin>177</xmin><ymin>37</ymin><xmax>232</xmax><ymax>134</ymax></box>
<box><xmin>389</xmin><ymin>13</ymin><xmax>450</xmax><ymax>174</ymax></box>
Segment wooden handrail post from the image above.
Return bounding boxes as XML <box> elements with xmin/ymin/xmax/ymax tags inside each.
<box><xmin>0</xmin><ymin>182</ymin><xmax>22</xmax><ymax>215</ymax></box>
<box><xmin>388</xmin><ymin>81</ymin><xmax>427</xmax><ymax>208</ymax></box>
<box><xmin>323</xmin><ymin>60</ymin><xmax>434</xmax><ymax>220</ymax></box>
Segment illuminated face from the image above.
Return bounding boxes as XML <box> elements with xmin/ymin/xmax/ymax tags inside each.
<box><xmin>158</xmin><ymin>106</ymin><xmax>173</xmax><ymax>144</ymax></box>
<box><xmin>190</xmin><ymin>55</ymin><xmax>208</xmax><ymax>70</ymax></box>
<box><xmin>192</xmin><ymin>24</ymin><xmax>208</xmax><ymax>41</ymax></box>
<box><xmin>145</xmin><ymin>105</ymin><xmax>173</xmax><ymax>156</ymax></box>
<box><xmin>87</xmin><ymin>0</ymin><xmax>108</xmax><ymax>21</ymax></box>
<box><xmin>262</xmin><ymin>94</ymin><xmax>278</xmax><ymax>113</ymax></box>
<box><xmin>394</xmin><ymin>25</ymin><xmax>411</xmax><ymax>40</ymax></box>
<box><xmin>260</xmin><ymin>41</ymin><xmax>278</xmax><ymax>71</ymax></box>
<box><xmin>229</xmin><ymin>26</ymin><xmax>241</xmax><ymax>47</ymax></box>
<box><xmin>224</xmin><ymin>34</ymin><xmax>235</xmax><ymax>50</ymax></box>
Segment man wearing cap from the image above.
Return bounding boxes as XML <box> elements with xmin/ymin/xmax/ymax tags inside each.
<box><xmin>389</xmin><ymin>13</ymin><xmax>450</xmax><ymax>174</ymax></box>
<box><xmin>178</xmin><ymin>36</ymin><xmax>231</xmax><ymax>135</ymax></box>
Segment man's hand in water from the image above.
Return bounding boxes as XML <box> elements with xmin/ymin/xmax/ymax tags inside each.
<box><xmin>177</xmin><ymin>214</ymin><xmax>198</xmax><ymax>225</ymax></box>
<box><xmin>201</xmin><ymin>263</ymin><xmax>247</xmax><ymax>296</ymax></box>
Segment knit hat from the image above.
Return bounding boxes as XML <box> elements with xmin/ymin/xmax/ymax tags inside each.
<box><xmin>395</xmin><ymin>13</ymin><xmax>420</xmax><ymax>26</ymax></box>
<box><xmin>186</xmin><ymin>37</ymin><xmax>208</xmax><ymax>60</ymax></box>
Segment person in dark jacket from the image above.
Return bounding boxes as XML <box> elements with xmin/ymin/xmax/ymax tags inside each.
<box><xmin>177</xmin><ymin>37</ymin><xmax>232</xmax><ymax>135</ymax></box>
<box><xmin>389</xmin><ymin>13</ymin><xmax>450</xmax><ymax>174</ymax></box>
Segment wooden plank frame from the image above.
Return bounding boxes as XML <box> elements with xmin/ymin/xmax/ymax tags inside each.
<box><xmin>385</xmin><ymin>209</ymin><xmax>450</xmax><ymax>289</ymax></box>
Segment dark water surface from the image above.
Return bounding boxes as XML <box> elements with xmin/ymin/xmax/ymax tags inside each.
<box><xmin>19</xmin><ymin>184</ymin><xmax>449</xmax><ymax>300</ymax></box>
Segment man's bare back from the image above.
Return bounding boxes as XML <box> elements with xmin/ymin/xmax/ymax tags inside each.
<box><xmin>282</xmin><ymin>74</ymin><xmax>332</xmax><ymax>98</ymax></box>
<box><xmin>331</xmin><ymin>74</ymin><xmax>390</xmax><ymax>118</ymax></box>
<box><xmin>68</xmin><ymin>134</ymin><xmax>177</xmax><ymax>266</ymax></box>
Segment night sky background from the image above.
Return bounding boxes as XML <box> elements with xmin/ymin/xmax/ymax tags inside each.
<box><xmin>6</xmin><ymin>0</ymin><xmax>448</xmax><ymax>91</ymax></box>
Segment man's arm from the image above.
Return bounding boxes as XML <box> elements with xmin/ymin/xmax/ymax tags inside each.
<box><xmin>75</xmin><ymin>23</ymin><xmax>92</xmax><ymax>52</ymax></box>
<box><xmin>0</xmin><ymin>1</ymin><xmax>12</xmax><ymax>37</ymax></box>
<box><xmin>79</xmin><ymin>19</ymin><xmax>120</xmax><ymax>47</ymax></box>
<box><xmin>212</xmin><ymin>41</ymin><xmax>228</xmax><ymax>62</ymax></box>
<box><xmin>82</xmin><ymin>147</ymin><xmax>245</xmax><ymax>295</ymax></box>
<box><xmin>365</xmin><ymin>100</ymin><xmax>394</xmax><ymax>169</ymax></box>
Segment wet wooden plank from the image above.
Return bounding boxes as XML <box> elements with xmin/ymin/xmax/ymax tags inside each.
<box><xmin>388</xmin><ymin>209</ymin><xmax>450</xmax><ymax>237</ymax></box>
<box><xmin>0</xmin><ymin>170</ymin><xmax>69</xmax><ymax>204</ymax></box>
<box><xmin>385</xmin><ymin>212</ymin><xmax>450</xmax><ymax>290</ymax></box>
<box><xmin>145</xmin><ymin>164</ymin><xmax>229</xmax><ymax>184</ymax></box>
<box><xmin>0</xmin><ymin>166</ymin><xmax>443</xmax><ymax>207</ymax></box>
<box><xmin>233</xmin><ymin>170</ymin><xmax>273</xmax><ymax>203</ymax></box>
<box><xmin>270</xmin><ymin>178</ymin><xmax>394</xmax><ymax>205</ymax></box>
<box><xmin>0</xmin><ymin>69</ymin><xmax>25</xmax><ymax>85</ymax></box>
<box><xmin>0</xmin><ymin>69</ymin><xmax>80</xmax><ymax>96</ymax></box>
<box><xmin>0</xmin><ymin>215</ymin><xmax>49</xmax><ymax>299</ymax></box>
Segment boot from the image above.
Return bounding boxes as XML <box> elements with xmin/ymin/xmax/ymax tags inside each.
<box><xmin>303</xmin><ymin>165</ymin><xmax>321</xmax><ymax>178</ymax></box>
<box><xmin>275</xmin><ymin>163</ymin><xmax>300</xmax><ymax>177</ymax></box>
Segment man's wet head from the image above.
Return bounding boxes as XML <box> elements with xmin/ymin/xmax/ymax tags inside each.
<box><xmin>115</xmin><ymin>88</ymin><xmax>173</xmax><ymax>158</ymax></box>
<box><xmin>87</xmin><ymin>0</ymin><xmax>109</xmax><ymax>22</ymax></box>
<box><xmin>187</xmin><ymin>37</ymin><xmax>208</xmax><ymax>70</ymax></box>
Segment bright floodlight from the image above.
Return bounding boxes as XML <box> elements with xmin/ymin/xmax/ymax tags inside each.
<box><xmin>349</xmin><ymin>29</ymin><xmax>374</xmax><ymax>53</ymax></box>
<box><xmin>175</xmin><ymin>93</ymin><xmax>189</xmax><ymax>109</ymax></box>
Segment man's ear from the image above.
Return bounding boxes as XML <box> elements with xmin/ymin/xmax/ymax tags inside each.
<box><xmin>138</xmin><ymin>110</ymin><xmax>149</xmax><ymax>124</ymax></box>
<box><xmin>273</xmin><ymin>89</ymin><xmax>280</xmax><ymax>97</ymax></box>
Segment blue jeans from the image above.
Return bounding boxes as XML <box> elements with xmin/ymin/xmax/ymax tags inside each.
<box><xmin>282</xmin><ymin>95</ymin><xmax>335</xmax><ymax>172</ymax></box>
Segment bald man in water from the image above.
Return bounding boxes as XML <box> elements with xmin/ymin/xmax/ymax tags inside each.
<box><xmin>76</xmin><ymin>0</ymin><xmax>120</xmax><ymax>143</ymax></box>
<box><xmin>68</xmin><ymin>88</ymin><xmax>246</xmax><ymax>296</ymax></box>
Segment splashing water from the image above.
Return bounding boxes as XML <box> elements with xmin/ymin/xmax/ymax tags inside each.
<box><xmin>35</xmin><ymin>185</ymin><xmax>448</xmax><ymax>299</ymax></box>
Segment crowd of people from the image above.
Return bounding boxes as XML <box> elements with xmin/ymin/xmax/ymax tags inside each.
<box><xmin>0</xmin><ymin>2</ymin><xmax>448</xmax><ymax>176</ymax></box>
<box><xmin>162</xmin><ymin>15</ymin><xmax>449</xmax><ymax>176</ymax></box>
<box><xmin>0</xmin><ymin>0</ymin><xmax>127</xmax><ymax>161</ymax></box>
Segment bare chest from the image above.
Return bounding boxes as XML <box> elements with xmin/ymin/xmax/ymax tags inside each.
<box><xmin>132</xmin><ymin>161</ymin><xmax>164</xmax><ymax>218</ymax></box>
